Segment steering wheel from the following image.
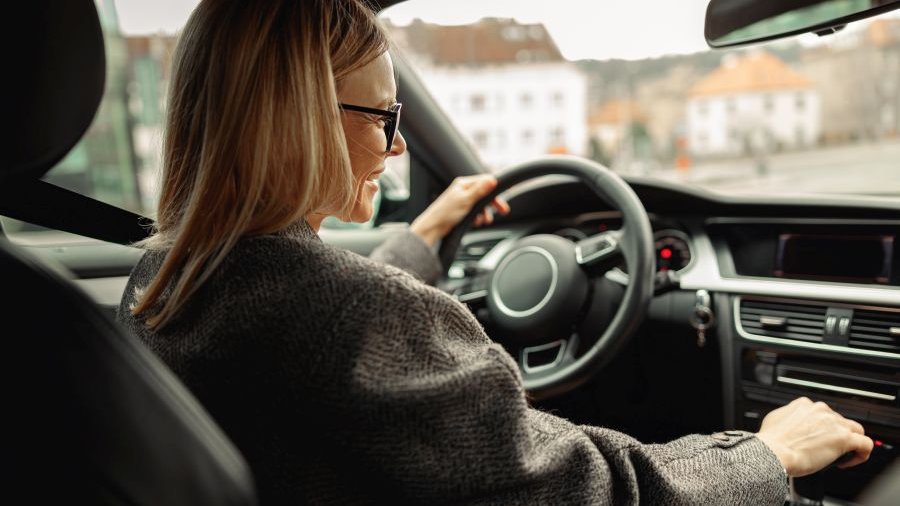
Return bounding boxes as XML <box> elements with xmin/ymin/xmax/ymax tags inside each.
<box><xmin>438</xmin><ymin>156</ymin><xmax>655</xmax><ymax>400</ymax></box>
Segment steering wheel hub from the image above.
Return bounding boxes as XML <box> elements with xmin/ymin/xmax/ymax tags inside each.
<box><xmin>487</xmin><ymin>234</ymin><xmax>589</xmax><ymax>345</ymax></box>
<box><xmin>492</xmin><ymin>246</ymin><xmax>557</xmax><ymax>316</ymax></box>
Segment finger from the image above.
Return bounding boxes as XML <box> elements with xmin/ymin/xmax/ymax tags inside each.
<box><xmin>474</xmin><ymin>214</ymin><xmax>485</xmax><ymax>227</ymax></box>
<box><xmin>483</xmin><ymin>208</ymin><xmax>494</xmax><ymax>225</ymax></box>
<box><xmin>837</xmin><ymin>435</ymin><xmax>874</xmax><ymax>469</ymax></box>
<box><xmin>475</xmin><ymin>177</ymin><xmax>498</xmax><ymax>198</ymax></box>
<box><xmin>457</xmin><ymin>174</ymin><xmax>492</xmax><ymax>189</ymax></box>
<box><xmin>491</xmin><ymin>197</ymin><xmax>511</xmax><ymax>215</ymax></box>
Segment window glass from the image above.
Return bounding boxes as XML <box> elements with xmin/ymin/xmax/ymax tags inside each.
<box><xmin>382</xmin><ymin>0</ymin><xmax>900</xmax><ymax>196</ymax></box>
<box><xmin>3</xmin><ymin>0</ymin><xmax>412</xmax><ymax>239</ymax></box>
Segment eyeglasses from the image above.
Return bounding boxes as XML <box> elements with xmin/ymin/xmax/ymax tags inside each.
<box><xmin>338</xmin><ymin>102</ymin><xmax>402</xmax><ymax>152</ymax></box>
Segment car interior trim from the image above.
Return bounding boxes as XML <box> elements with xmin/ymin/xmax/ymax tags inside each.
<box><xmin>521</xmin><ymin>339</ymin><xmax>567</xmax><ymax>374</ymax></box>
<box><xmin>680</xmin><ymin>221</ymin><xmax>900</xmax><ymax>307</ymax></box>
<box><xmin>775</xmin><ymin>376</ymin><xmax>897</xmax><ymax>401</ymax></box>
<box><xmin>707</xmin><ymin>217</ymin><xmax>900</xmax><ymax>227</ymax></box>
<box><xmin>733</xmin><ymin>296</ymin><xmax>900</xmax><ymax>360</ymax></box>
<box><xmin>653</xmin><ymin>228</ymin><xmax>696</xmax><ymax>273</ymax></box>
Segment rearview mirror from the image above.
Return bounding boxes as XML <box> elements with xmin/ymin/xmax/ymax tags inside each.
<box><xmin>705</xmin><ymin>0</ymin><xmax>900</xmax><ymax>48</ymax></box>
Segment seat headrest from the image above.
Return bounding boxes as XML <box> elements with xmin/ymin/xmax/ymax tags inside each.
<box><xmin>4</xmin><ymin>1</ymin><xmax>105</xmax><ymax>182</ymax></box>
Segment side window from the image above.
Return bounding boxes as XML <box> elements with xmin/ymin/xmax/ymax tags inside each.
<box><xmin>0</xmin><ymin>0</ymin><xmax>414</xmax><ymax>238</ymax></box>
<box><xmin>2</xmin><ymin>1</ymin><xmax>180</xmax><ymax>242</ymax></box>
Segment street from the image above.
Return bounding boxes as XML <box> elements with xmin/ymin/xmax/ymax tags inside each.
<box><xmin>647</xmin><ymin>140</ymin><xmax>900</xmax><ymax>197</ymax></box>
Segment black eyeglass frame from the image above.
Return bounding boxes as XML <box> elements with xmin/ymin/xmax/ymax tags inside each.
<box><xmin>338</xmin><ymin>102</ymin><xmax>403</xmax><ymax>152</ymax></box>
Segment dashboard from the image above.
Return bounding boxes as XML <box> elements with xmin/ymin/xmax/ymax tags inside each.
<box><xmin>32</xmin><ymin>173</ymin><xmax>900</xmax><ymax>502</ymax></box>
<box><xmin>449</xmin><ymin>175</ymin><xmax>900</xmax><ymax>501</ymax></box>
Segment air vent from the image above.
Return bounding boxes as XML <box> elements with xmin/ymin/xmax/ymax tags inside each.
<box><xmin>739</xmin><ymin>299</ymin><xmax>827</xmax><ymax>343</ymax></box>
<box><xmin>456</xmin><ymin>238</ymin><xmax>504</xmax><ymax>263</ymax></box>
<box><xmin>849</xmin><ymin>309</ymin><xmax>900</xmax><ymax>353</ymax></box>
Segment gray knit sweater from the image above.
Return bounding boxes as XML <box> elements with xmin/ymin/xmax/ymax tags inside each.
<box><xmin>117</xmin><ymin>220</ymin><xmax>788</xmax><ymax>505</ymax></box>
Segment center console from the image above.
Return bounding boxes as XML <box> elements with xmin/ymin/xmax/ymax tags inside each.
<box><xmin>706</xmin><ymin>219</ymin><xmax>900</xmax><ymax>502</ymax></box>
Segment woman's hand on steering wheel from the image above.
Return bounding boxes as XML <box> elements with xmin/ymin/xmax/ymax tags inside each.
<box><xmin>410</xmin><ymin>175</ymin><xmax>511</xmax><ymax>247</ymax></box>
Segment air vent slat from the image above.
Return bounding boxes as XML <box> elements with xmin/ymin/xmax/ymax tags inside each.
<box><xmin>849</xmin><ymin>333</ymin><xmax>897</xmax><ymax>343</ymax></box>
<box><xmin>742</xmin><ymin>301</ymin><xmax>827</xmax><ymax>315</ymax></box>
<box><xmin>849</xmin><ymin>340</ymin><xmax>899</xmax><ymax>351</ymax></box>
<box><xmin>851</xmin><ymin>325</ymin><xmax>894</xmax><ymax>335</ymax></box>
<box><xmin>739</xmin><ymin>299</ymin><xmax>825</xmax><ymax>343</ymax></box>
<box><xmin>741</xmin><ymin>321</ymin><xmax>823</xmax><ymax>335</ymax></box>
<box><xmin>747</xmin><ymin>329</ymin><xmax>822</xmax><ymax>342</ymax></box>
<box><xmin>742</xmin><ymin>308</ymin><xmax>828</xmax><ymax>321</ymax></box>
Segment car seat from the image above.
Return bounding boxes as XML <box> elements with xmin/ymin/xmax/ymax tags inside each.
<box><xmin>1</xmin><ymin>2</ymin><xmax>257</xmax><ymax>504</ymax></box>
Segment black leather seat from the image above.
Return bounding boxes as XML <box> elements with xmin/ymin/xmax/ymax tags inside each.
<box><xmin>2</xmin><ymin>2</ymin><xmax>257</xmax><ymax>504</ymax></box>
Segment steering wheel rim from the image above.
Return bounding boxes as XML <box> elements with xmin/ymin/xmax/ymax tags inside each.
<box><xmin>439</xmin><ymin>155</ymin><xmax>655</xmax><ymax>399</ymax></box>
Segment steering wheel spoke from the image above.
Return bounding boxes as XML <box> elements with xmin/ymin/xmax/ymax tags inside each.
<box><xmin>575</xmin><ymin>229</ymin><xmax>623</xmax><ymax>272</ymax></box>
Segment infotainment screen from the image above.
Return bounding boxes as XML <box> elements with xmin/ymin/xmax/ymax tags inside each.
<box><xmin>775</xmin><ymin>234</ymin><xmax>894</xmax><ymax>284</ymax></box>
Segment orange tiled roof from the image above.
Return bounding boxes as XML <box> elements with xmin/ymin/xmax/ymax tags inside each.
<box><xmin>688</xmin><ymin>51</ymin><xmax>812</xmax><ymax>97</ymax></box>
<box><xmin>867</xmin><ymin>18</ymin><xmax>900</xmax><ymax>48</ymax></box>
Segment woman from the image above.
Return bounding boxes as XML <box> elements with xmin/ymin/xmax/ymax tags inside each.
<box><xmin>118</xmin><ymin>0</ymin><xmax>872</xmax><ymax>504</ymax></box>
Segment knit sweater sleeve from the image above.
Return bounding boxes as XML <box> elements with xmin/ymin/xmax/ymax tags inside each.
<box><xmin>269</xmin><ymin>253</ymin><xmax>788</xmax><ymax>505</ymax></box>
<box><xmin>368</xmin><ymin>229</ymin><xmax>442</xmax><ymax>285</ymax></box>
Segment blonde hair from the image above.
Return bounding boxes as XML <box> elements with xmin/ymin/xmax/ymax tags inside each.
<box><xmin>133</xmin><ymin>0</ymin><xmax>389</xmax><ymax>328</ymax></box>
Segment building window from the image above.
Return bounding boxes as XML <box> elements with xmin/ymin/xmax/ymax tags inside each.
<box><xmin>796</xmin><ymin>93</ymin><xmax>806</xmax><ymax>111</ymax></box>
<box><xmin>551</xmin><ymin>92</ymin><xmax>564</xmax><ymax>107</ymax></box>
<box><xmin>515</xmin><ymin>50</ymin><xmax>533</xmax><ymax>63</ymax></box>
<box><xmin>795</xmin><ymin>125</ymin><xmax>805</xmax><ymax>146</ymax></box>
<box><xmin>726</xmin><ymin>99</ymin><xmax>736</xmax><ymax>114</ymax></box>
<box><xmin>520</xmin><ymin>93</ymin><xmax>533</xmax><ymax>108</ymax></box>
<box><xmin>550</xmin><ymin>126</ymin><xmax>565</xmax><ymax>144</ymax></box>
<box><xmin>697</xmin><ymin>101</ymin><xmax>707</xmax><ymax>117</ymax></box>
<box><xmin>502</xmin><ymin>26</ymin><xmax>525</xmax><ymax>41</ymax></box>
<box><xmin>473</xmin><ymin>131</ymin><xmax>489</xmax><ymax>149</ymax></box>
<box><xmin>470</xmin><ymin>94</ymin><xmax>486</xmax><ymax>112</ymax></box>
<box><xmin>521</xmin><ymin>129</ymin><xmax>535</xmax><ymax>145</ymax></box>
<box><xmin>763</xmin><ymin>94</ymin><xmax>774</xmax><ymax>113</ymax></box>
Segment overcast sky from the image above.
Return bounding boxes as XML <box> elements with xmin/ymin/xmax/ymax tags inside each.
<box><xmin>113</xmin><ymin>0</ymin><xmax>715</xmax><ymax>60</ymax></box>
<box><xmin>113</xmin><ymin>0</ymin><xmax>893</xmax><ymax>61</ymax></box>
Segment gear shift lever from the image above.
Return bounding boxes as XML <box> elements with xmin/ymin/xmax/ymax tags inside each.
<box><xmin>787</xmin><ymin>452</ymin><xmax>854</xmax><ymax>506</ymax></box>
<box><xmin>789</xmin><ymin>473</ymin><xmax>825</xmax><ymax>505</ymax></box>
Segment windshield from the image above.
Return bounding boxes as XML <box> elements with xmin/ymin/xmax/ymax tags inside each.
<box><xmin>25</xmin><ymin>0</ymin><xmax>900</xmax><ymax>227</ymax></box>
<box><xmin>383</xmin><ymin>0</ymin><xmax>900</xmax><ymax>197</ymax></box>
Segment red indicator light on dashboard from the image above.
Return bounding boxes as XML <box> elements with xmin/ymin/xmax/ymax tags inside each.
<box><xmin>661</xmin><ymin>248</ymin><xmax>673</xmax><ymax>259</ymax></box>
<box><xmin>875</xmin><ymin>440</ymin><xmax>883</xmax><ymax>447</ymax></box>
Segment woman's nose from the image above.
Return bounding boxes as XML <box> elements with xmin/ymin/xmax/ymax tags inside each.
<box><xmin>389</xmin><ymin>129</ymin><xmax>407</xmax><ymax>156</ymax></box>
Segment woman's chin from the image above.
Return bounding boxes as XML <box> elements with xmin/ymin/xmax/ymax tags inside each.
<box><xmin>348</xmin><ymin>202</ymin><xmax>375</xmax><ymax>223</ymax></box>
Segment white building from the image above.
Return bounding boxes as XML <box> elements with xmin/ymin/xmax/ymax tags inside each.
<box><xmin>686</xmin><ymin>51</ymin><xmax>821</xmax><ymax>157</ymax></box>
<box><xmin>388</xmin><ymin>19</ymin><xmax>588</xmax><ymax>171</ymax></box>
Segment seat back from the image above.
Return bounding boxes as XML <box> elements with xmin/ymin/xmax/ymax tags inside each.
<box><xmin>2</xmin><ymin>2</ymin><xmax>257</xmax><ymax>504</ymax></box>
